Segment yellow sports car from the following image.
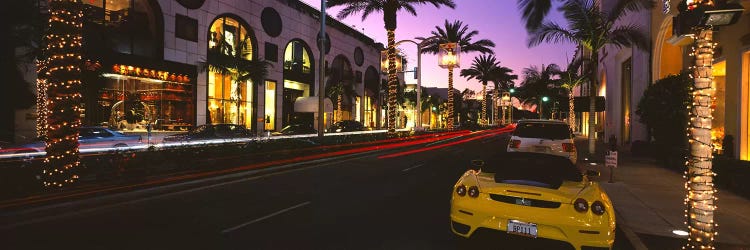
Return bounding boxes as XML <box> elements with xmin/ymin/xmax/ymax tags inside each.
<box><xmin>450</xmin><ymin>152</ymin><xmax>615</xmax><ymax>250</ymax></box>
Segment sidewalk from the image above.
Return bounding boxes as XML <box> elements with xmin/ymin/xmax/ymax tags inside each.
<box><xmin>575</xmin><ymin>137</ymin><xmax>750</xmax><ymax>249</ymax></box>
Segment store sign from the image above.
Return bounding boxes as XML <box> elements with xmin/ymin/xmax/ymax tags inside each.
<box><xmin>663</xmin><ymin>0</ymin><xmax>670</xmax><ymax>14</ymax></box>
<box><xmin>112</xmin><ymin>64</ymin><xmax>191</xmax><ymax>83</ymax></box>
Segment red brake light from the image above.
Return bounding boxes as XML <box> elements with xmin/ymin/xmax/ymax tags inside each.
<box><xmin>562</xmin><ymin>143</ymin><xmax>576</xmax><ymax>152</ymax></box>
<box><xmin>573</xmin><ymin>198</ymin><xmax>589</xmax><ymax>213</ymax></box>
<box><xmin>509</xmin><ymin>140</ymin><xmax>521</xmax><ymax>149</ymax></box>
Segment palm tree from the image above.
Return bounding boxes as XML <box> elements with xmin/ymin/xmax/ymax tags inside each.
<box><xmin>328</xmin><ymin>0</ymin><xmax>456</xmax><ymax>132</ymax></box>
<box><xmin>418</xmin><ymin>19</ymin><xmax>495</xmax><ymax>129</ymax></box>
<box><xmin>527</xmin><ymin>0</ymin><xmax>653</xmax><ymax>154</ymax></box>
<box><xmin>490</xmin><ymin>65</ymin><xmax>518</xmax><ymax>124</ymax></box>
<box><xmin>199</xmin><ymin>39</ymin><xmax>269</xmax><ymax>126</ymax></box>
<box><xmin>516</xmin><ymin>64</ymin><xmax>562</xmax><ymax>119</ymax></box>
<box><xmin>325</xmin><ymin>68</ymin><xmax>356</xmax><ymax>122</ymax></box>
<box><xmin>40</xmin><ymin>0</ymin><xmax>84</xmax><ymax>188</ymax></box>
<box><xmin>461</xmin><ymin>54</ymin><xmax>501</xmax><ymax>125</ymax></box>
<box><xmin>559</xmin><ymin>56</ymin><xmax>589</xmax><ymax>131</ymax></box>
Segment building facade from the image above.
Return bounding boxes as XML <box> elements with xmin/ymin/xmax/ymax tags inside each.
<box><xmin>16</xmin><ymin>0</ymin><xmax>383</xmax><ymax>142</ymax></box>
<box><xmin>651</xmin><ymin>0</ymin><xmax>749</xmax><ymax>159</ymax></box>
<box><xmin>591</xmin><ymin>0</ymin><xmax>749</xmax><ymax>159</ymax></box>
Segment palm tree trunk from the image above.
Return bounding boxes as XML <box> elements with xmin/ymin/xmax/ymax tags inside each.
<box><xmin>386</xmin><ymin>29</ymin><xmax>397</xmax><ymax>132</ymax></box>
<box><xmin>686</xmin><ymin>29</ymin><xmax>716</xmax><ymax>248</ymax></box>
<box><xmin>588</xmin><ymin>50</ymin><xmax>598</xmax><ymax>156</ymax></box>
<box><xmin>494</xmin><ymin>88</ymin><xmax>499</xmax><ymax>125</ymax></box>
<box><xmin>569</xmin><ymin>91</ymin><xmax>575</xmax><ymax>132</ymax></box>
<box><xmin>338</xmin><ymin>92</ymin><xmax>343</xmax><ymax>122</ymax></box>
<box><xmin>43</xmin><ymin>0</ymin><xmax>83</xmax><ymax>188</ymax></box>
<box><xmin>447</xmin><ymin>66</ymin><xmax>454</xmax><ymax>130</ymax></box>
<box><xmin>481</xmin><ymin>84</ymin><xmax>487</xmax><ymax>125</ymax></box>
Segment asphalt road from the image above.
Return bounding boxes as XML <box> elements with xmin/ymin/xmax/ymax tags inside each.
<box><xmin>1</xmin><ymin>130</ymin><xmax>631</xmax><ymax>250</ymax></box>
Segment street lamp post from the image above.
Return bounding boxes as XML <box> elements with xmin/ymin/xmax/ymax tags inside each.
<box><xmin>317</xmin><ymin>0</ymin><xmax>326</xmax><ymax>138</ymax></box>
<box><xmin>438</xmin><ymin>42</ymin><xmax>460</xmax><ymax>130</ymax></box>
<box><xmin>380</xmin><ymin>38</ymin><xmax>437</xmax><ymax>131</ymax></box>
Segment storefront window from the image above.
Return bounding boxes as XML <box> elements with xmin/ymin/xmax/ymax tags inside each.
<box><xmin>265</xmin><ymin>81</ymin><xmax>277</xmax><ymax>130</ymax></box>
<box><xmin>712</xmin><ymin>61</ymin><xmax>727</xmax><ymax>154</ymax></box>
<box><xmin>284</xmin><ymin>41</ymin><xmax>311</xmax><ymax>74</ymax></box>
<box><xmin>209</xmin><ymin>16</ymin><xmax>252</xmax><ymax>60</ymax></box>
<box><xmin>83</xmin><ymin>0</ymin><xmax>160</xmax><ymax>58</ymax></box>
<box><xmin>207</xmin><ymin>16</ymin><xmax>255</xmax><ymax>128</ymax></box>
<box><xmin>96</xmin><ymin>72</ymin><xmax>194</xmax><ymax>131</ymax></box>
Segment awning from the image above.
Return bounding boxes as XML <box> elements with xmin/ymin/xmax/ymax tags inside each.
<box><xmin>294</xmin><ymin>96</ymin><xmax>333</xmax><ymax>113</ymax></box>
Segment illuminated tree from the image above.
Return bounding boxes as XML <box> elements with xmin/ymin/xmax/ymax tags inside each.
<box><xmin>40</xmin><ymin>0</ymin><xmax>85</xmax><ymax>188</ymax></box>
<box><xmin>419</xmin><ymin>20</ymin><xmax>496</xmax><ymax>129</ymax></box>
<box><xmin>328</xmin><ymin>0</ymin><xmax>456</xmax><ymax>132</ymax></box>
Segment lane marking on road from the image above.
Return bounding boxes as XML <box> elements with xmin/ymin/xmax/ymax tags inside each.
<box><xmin>402</xmin><ymin>164</ymin><xmax>424</xmax><ymax>172</ymax></box>
<box><xmin>221</xmin><ymin>201</ymin><xmax>311</xmax><ymax>234</ymax></box>
<box><xmin>0</xmin><ymin>153</ymin><xmax>375</xmax><ymax>230</ymax></box>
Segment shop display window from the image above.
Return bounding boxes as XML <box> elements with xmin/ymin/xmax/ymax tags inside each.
<box><xmin>95</xmin><ymin>75</ymin><xmax>194</xmax><ymax>131</ymax></box>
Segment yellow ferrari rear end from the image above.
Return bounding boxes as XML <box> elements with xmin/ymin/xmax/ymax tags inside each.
<box><xmin>450</xmin><ymin>153</ymin><xmax>615</xmax><ymax>250</ymax></box>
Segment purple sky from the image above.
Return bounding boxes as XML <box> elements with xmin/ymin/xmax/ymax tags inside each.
<box><xmin>301</xmin><ymin>0</ymin><xmax>576</xmax><ymax>92</ymax></box>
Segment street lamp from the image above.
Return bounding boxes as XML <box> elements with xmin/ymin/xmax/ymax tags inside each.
<box><xmin>501</xmin><ymin>92</ymin><xmax>510</xmax><ymax>124</ymax></box>
<box><xmin>438</xmin><ymin>42</ymin><xmax>460</xmax><ymax>130</ymax></box>
<box><xmin>380</xmin><ymin>37</ymin><xmax>437</xmax><ymax>131</ymax></box>
<box><xmin>540</xmin><ymin>96</ymin><xmax>549</xmax><ymax>119</ymax></box>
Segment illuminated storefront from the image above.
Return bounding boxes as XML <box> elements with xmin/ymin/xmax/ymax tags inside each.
<box><xmin>207</xmin><ymin>15</ymin><xmax>256</xmax><ymax>129</ymax></box>
<box><xmin>282</xmin><ymin>40</ymin><xmax>314</xmax><ymax>127</ymax></box>
<box><xmin>98</xmin><ymin>65</ymin><xmax>195</xmax><ymax>131</ymax></box>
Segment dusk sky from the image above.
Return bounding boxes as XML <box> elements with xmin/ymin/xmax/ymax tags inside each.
<box><xmin>300</xmin><ymin>0</ymin><xmax>576</xmax><ymax>93</ymax></box>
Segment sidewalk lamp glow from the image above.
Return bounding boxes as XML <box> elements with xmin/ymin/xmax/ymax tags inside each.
<box><xmin>542</xmin><ymin>96</ymin><xmax>549</xmax><ymax>102</ymax></box>
<box><xmin>438</xmin><ymin>42</ymin><xmax>460</xmax><ymax>130</ymax></box>
<box><xmin>509</xmin><ymin>88</ymin><xmax>515</xmax><ymax>94</ymax></box>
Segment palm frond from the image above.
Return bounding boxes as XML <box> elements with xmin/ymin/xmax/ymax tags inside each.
<box><xmin>608</xmin><ymin>24</ymin><xmax>650</xmax><ymax>50</ymax></box>
<box><xmin>527</xmin><ymin>22</ymin><xmax>577</xmax><ymax>47</ymax></box>
<box><xmin>517</xmin><ymin>0</ymin><xmax>554</xmax><ymax>32</ymax></box>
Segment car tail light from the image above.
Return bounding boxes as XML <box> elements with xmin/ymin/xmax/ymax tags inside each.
<box><xmin>456</xmin><ymin>185</ymin><xmax>467</xmax><ymax>196</ymax></box>
<box><xmin>468</xmin><ymin>186</ymin><xmax>480</xmax><ymax>198</ymax></box>
<box><xmin>562</xmin><ymin>143</ymin><xmax>575</xmax><ymax>152</ymax></box>
<box><xmin>591</xmin><ymin>201</ymin><xmax>605</xmax><ymax>215</ymax></box>
<box><xmin>573</xmin><ymin>198</ymin><xmax>589</xmax><ymax>213</ymax></box>
<box><xmin>509</xmin><ymin>140</ymin><xmax>521</xmax><ymax>149</ymax></box>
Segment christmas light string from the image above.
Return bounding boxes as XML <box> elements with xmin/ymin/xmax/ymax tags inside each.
<box><xmin>683</xmin><ymin>28</ymin><xmax>718</xmax><ymax>250</ymax></box>
<box><xmin>40</xmin><ymin>0</ymin><xmax>84</xmax><ymax>188</ymax></box>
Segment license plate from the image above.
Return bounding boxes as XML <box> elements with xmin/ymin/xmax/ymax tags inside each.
<box><xmin>507</xmin><ymin>220</ymin><xmax>538</xmax><ymax>238</ymax></box>
<box><xmin>534</xmin><ymin>146</ymin><xmax>547</xmax><ymax>152</ymax></box>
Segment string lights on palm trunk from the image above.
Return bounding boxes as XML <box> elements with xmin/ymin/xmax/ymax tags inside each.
<box><xmin>684</xmin><ymin>29</ymin><xmax>717</xmax><ymax>250</ymax></box>
<box><xmin>40</xmin><ymin>0</ymin><xmax>84</xmax><ymax>188</ymax></box>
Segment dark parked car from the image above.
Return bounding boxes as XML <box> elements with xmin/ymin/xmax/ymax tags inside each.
<box><xmin>163</xmin><ymin>124</ymin><xmax>252</xmax><ymax>142</ymax></box>
<box><xmin>328</xmin><ymin>120</ymin><xmax>364</xmax><ymax>132</ymax></box>
<box><xmin>6</xmin><ymin>127</ymin><xmax>142</xmax><ymax>153</ymax></box>
<box><xmin>273</xmin><ymin>123</ymin><xmax>317</xmax><ymax>136</ymax></box>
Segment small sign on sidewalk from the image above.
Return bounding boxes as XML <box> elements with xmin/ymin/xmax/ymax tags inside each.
<box><xmin>606</xmin><ymin>151</ymin><xmax>618</xmax><ymax>168</ymax></box>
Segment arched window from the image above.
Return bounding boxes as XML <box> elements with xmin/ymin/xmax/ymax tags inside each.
<box><xmin>207</xmin><ymin>15</ymin><xmax>256</xmax><ymax>129</ymax></box>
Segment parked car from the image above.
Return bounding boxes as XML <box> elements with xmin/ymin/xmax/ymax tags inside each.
<box><xmin>450</xmin><ymin>153</ymin><xmax>613</xmax><ymax>249</ymax></box>
<box><xmin>273</xmin><ymin>123</ymin><xmax>317</xmax><ymax>136</ymax></box>
<box><xmin>507</xmin><ymin>119</ymin><xmax>577</xmax><ymax>164</ymax></box>
<box><xmin>6</xmin><ymin>127</ymin><xmax>142</xmax><ymax>153</ymax></box>
<box><xmin>163</xmin><ymin>124</ymin><xmax>251</xmax><ymax>142</ymax></box>
<box><xmin>328</xmin><ymin>120</ymin><xmax>364</xmax><ymax>133</ymax></box>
